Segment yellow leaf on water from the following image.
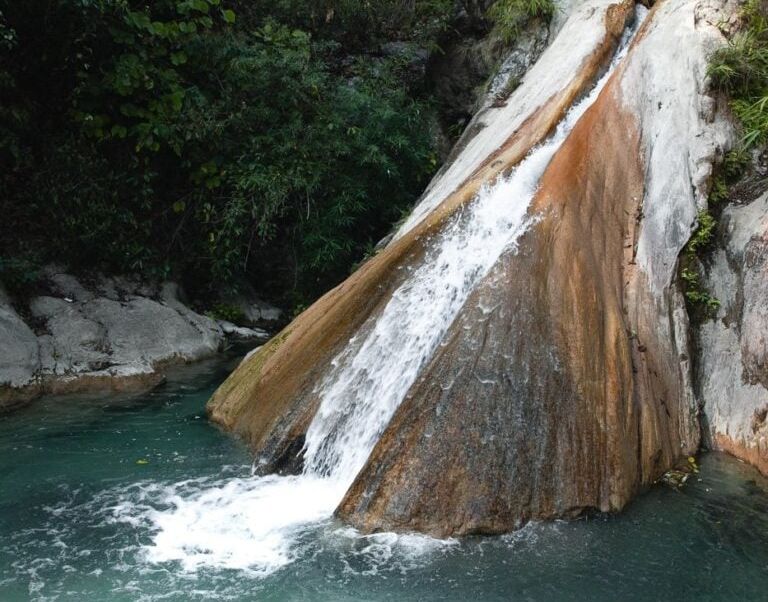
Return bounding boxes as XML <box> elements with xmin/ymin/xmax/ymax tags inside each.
<box><xmin>136</xmin><ymin>459</ymin><xmax>149</xmax><ymax>465</ymax></box>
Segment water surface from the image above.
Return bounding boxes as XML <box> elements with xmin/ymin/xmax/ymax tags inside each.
<box><xmin>1</xmin><ymin>352</ymin><xmax>767</xmax><ymax>601</ymax></box>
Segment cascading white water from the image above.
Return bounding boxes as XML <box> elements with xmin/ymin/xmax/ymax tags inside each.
<box><xmin>125</xmin><ymin>7</ymin><xmax>647</xmax><ymax>576</ymax></box>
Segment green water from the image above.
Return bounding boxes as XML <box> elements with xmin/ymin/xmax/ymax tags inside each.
<box><xmin>1</xmin><ymin>352</ymin><xmax>768</xmax><ymax>601</ymax></box>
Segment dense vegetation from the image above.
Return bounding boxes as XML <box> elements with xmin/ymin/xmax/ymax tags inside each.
<box><xmin>709</xmin><ymin>0</ymin><xmax>768</xmax><ymax>148</ymax></box>
<box><xmin>488</xmin><ymin>0</ymin><xmax>554</xmax><ymax>41</ymax></box>
<box><xmin>0</xmin><ymin>0</ymin><xmax>551</xmax><ymax>309</ymax></box>
<box><xmin>0</xmin><ymin>0</ymin><xmax>453</xmax><ymax>306</ymax></box>
<box><xmin>682</xmin><ymin>0</ymin><xmax>767</xmax><ymax>316</ymax></box>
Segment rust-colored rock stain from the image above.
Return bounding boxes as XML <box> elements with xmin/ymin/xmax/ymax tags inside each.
<box><xmin>338</xmin><ymin>39</ymin><xmax>698</xmax><ymax>536</ymax></box>
<box><xmin>206</xmin><ymin>0</ymin><xmax>636</xmax><ymax>472</ymax></box>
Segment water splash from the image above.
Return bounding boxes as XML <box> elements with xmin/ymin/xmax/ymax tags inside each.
<box><xmin>302</xmin><ymin>0</ymin><xmax>646</xmax><ymax>490</ymax></box>
<box><xmin>123</xmin><ymin>7</ymin><xmax>648</xmax><ymax>577</ymax></box>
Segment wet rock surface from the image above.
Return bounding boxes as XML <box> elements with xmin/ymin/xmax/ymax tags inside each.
<box><xmin>208</xmin><ymin>0</ymin><xmax>743</xmax><ymax>537</ymax></box>
<box><xmin>339</xmin><ymin>0</ymin><xmax>724</xmax><ymax>529</ymax></box>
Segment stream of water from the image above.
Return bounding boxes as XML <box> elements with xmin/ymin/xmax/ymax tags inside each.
<box><xmin>5</xmin><ymin>7</ymin><xmax>766</xmax><ymax>600</ymax></box>
<box><xmin>1</xmin><ymin>355</ymin><xmax>767</xmax><ymax>601</ymax></box>
<box><xmin>99</xmin><ymin>9</ymin><xmax>653</xmax><ymax>578</ymax></box>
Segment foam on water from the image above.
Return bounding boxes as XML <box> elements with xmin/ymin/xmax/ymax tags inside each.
<box><xmin>141</xmin><ymin>474</ymin><xmax>338</xmax><ymax>572</ymax></box>
<box><xmin>119</xmin><ymin>7</ymin><xmax>647</xmax><ymax>577</ymax></box>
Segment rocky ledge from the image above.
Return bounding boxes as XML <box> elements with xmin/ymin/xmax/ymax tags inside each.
<box><xmin>0</xmin><ymin>268</ymin><xmax>278</xmax><ymax>411</ymax></box>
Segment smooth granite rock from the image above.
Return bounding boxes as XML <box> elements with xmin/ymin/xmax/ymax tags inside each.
<box><xmin>0</xmin><ymin>272</ymin><xmax>272</xmax><ymax>408</ymax></box>
<box><xmin>699</xmin><ymin>191</ymin><xmax>768</xmax><ymax>474</ymax></box>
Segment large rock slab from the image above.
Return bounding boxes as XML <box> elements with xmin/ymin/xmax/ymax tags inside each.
<box><xmin>207</xmin><ymin>0</ymin><xmax>737</xmax><ymax>537</ymax></box>
<box><xmin>208</xmin><ymin>0</ymin><xmax>637</xmax><ymax>453</ymax></box>
<box><xmin>340</xmin><ymin>0</ymin><xmax>734</xmax><ymax>534</ymax></box>
<box><xmin>699</xmin><ymin>191</ymin><xmax>768</xmax><ymax>473</ymax></box>
<box><xmin>0</xmin><ymin>272</ymin><xmax>270</xmax><ymax>408</ymax></box>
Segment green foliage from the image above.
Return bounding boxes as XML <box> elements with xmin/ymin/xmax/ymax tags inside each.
<box><xmin>681</xmin><ymin>266</ymin><xmax>720</xmax><ymax>312</ymax></box>
<box><xmin>686</xmin><ymin>210</ymin><xmax>717</xmax><ymax>256</ymax></box>
<box><xmin>72</xmin><ymin>0</ymin><xmax>233</xmax><ymax>154</ymax></box>
<box><xmin>488</xmin><ymin>0</ymin><xmax>555</xmax><ymax>41</ymax></box>
<box><xmin>0</xmin><ymin>256</ymin><xmax>41</xmax><ymax>297</ymax></box>
<box><xmin>194</xmin><ymin>32</ymin><xmax>438</xmax><ymax>292</ymax></box>
<box><xmin>680</xmin><ymin>209</ymin><xmax>720</xmax><ymax>318</ymax></box>
<box><xmin>235</xmin><ymin>0</ymin><xmax>453</xmax><ymax>50</ymax></box>
<box><xmin>206</xmin><ymin>303</ymin><xmax>246</xmax><ymax>325</ymax></box>
<box><xmin>0</xmin><ymin>0</ymin><xmax>443</xmax><ymax>303</ymax></box>
<box><xmin>732</xmin><ymin>95</ymin><xmax>768</xmax><ymax>147</ymax></box>
<box><xmin>709</xmin><ymin>0</ymin><xmax>768</xmax><ymax>148</ymax></box>
<box><xmin>708</xmin><ymin>148</ymin><xmax>749</xmax><ymax>205</ymax></box>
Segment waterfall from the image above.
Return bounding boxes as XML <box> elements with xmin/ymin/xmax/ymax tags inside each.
<box><xmin>128</xmin><ymin>7</ymin><xmax>647</xmax><ymax>575</ymax></box>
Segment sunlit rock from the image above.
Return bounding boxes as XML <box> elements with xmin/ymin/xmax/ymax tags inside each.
<box><xmin>208</xmin><ymin>0</ymin><xmax>738</xmax><ymax>537</ymax></box>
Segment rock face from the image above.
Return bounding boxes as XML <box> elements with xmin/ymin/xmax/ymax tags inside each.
<box><xmin>339</xmin><ymin>0</ymin><xmax>733</xmax><ymax>535</ymax></box>
<box><xmin>208</xmin><ymin>0</ymin><xmax>737</xmax><ymax>536</ymax></box>
<box><xmin>698</xmin><ymin>191</ymin><xmax>768</xmax><ymax>474</ymax></box>
<box><xmin>209</xmin><ymin>0</ymin><xmax>637</xmax><ymax>448</ymax></box>
<box><xmin>428</xmin><ymin>11</ymin><xmax>549</xmax><ymax>138</ymax></box>
<box><xmin>0</xmin><ymin>286</ymin><xmax>41</xmax><ymax>405</ymax></box>
<box><xmin>0</xmin><ymin>271</ymin><xmax>271</xmax><ymax>410</ymax></box>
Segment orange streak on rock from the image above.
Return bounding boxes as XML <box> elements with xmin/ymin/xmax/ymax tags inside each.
<box><xmin>713</xmin><ymin>433</ymin><xmax>768</xmax><ymax>476</ymax></box>
<box><xmin>206</xmin><ymin>1</ymin><xmax>636</xmax><ymax>465</ymax></box>
<box><xmin>338</xmin><ymin>42</ymin><xmax>698</xmax><ymax>536</ymax></box>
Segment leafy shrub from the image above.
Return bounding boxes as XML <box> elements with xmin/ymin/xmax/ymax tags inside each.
<box><xmin>206</xmin><ymin>303</ymin><xmax>247</xmax><ymax>325</ymax></box>
<box><xmin>488</xmin><ymin>0</ymin><xmax>555</xmax><ymax>41</ymax></box>
<box><xmin>709</xmin><ymin>0</ymin><xmax>768</xmax><ymax>147</ymax></box>
<box><xmin>681</xmin><ymin>266</ymin><xmax>720</xmax><ymax>312</ymax></box>
<box><xmin>0</xmin><ymin>256</ymin><xmax>41</xmax><ymax>298</ymax></box>
<box><xmin>0</xmin><ymin>0</ymin><xmax>443</xmax><ymax>304</ymax></box>
<box><xmin>686</xmin><ymin>210</ymin><xmax>717</xmax><ymax>256</ymax></box>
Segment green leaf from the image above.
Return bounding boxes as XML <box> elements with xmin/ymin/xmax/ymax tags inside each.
<box><xmin>170</xmin><ymin>51</ymin><xmax>187</xmax><ymax>65</ymax></box>
<box><xmin>110</xmin><ymin>124</ymin><xmax>128</xmax><ymax>138</ymax></box>
<box><xmin>191</xmin><ymin>0</ymin><xmax>210</xmax><ymax>14</ymax></box>
<box><xmin>222</xmin><ymin>9</ymin><xmax>236</xmax><ymax>23</ymax></box>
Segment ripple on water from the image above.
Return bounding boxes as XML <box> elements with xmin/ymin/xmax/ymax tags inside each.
<box><xmin>2</xmin><ymin>357</ymin><xmax>768</xmax><ymax>601</ymax></box>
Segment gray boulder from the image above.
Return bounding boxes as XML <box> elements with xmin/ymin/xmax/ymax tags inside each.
<box><xmin>0</xmin><ymin>271</ymin><xmax>274</xmax><ymax>409</ymax></box>
<box><xmin>0</xmin><ymin>286</ymin><xmax>41</xmax><ymax>408</ymax></box>
<box><xmin>699</xmin><ymin>191</ymin><xmax>768</xmax><ymax>473</ymax></box>
<box><xmin>221</xmin><ymin>285</ymin><xmax>282</xmax><ymax>326</ymax></box>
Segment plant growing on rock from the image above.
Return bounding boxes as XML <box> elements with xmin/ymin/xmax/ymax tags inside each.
<box><xmin>488</xmin><ymin>0</ymin><xmax>556</xmax><ymax>41</ymax></box>
<box><xmin>682</xmin><ymin>0</ymin><xmax>768</xmax><ymax>320</ymax></box>
<box><xmin>679</xmin><ymin>210</ymin><xmax>721</xmax><ymax>319</ymax></box>
<box><xmin>709</xmin><ymin>0</ymin><xmax>768</xmax><ymax>148</ymax></box>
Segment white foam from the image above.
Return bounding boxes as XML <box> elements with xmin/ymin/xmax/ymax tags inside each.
<box><xmin>120</xmin><ymin>7</ymin><xmax>647</xmax><ymax>577</ymax></box>
<box><xmin>393</xmin><ymin>0</ymin><xmax>630</xmax><ymax>240</ymax></box>
<box><xmin>141</xmin><ymin>475</ymin><xmax>339</xmax><ymax>573</ymax></box>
